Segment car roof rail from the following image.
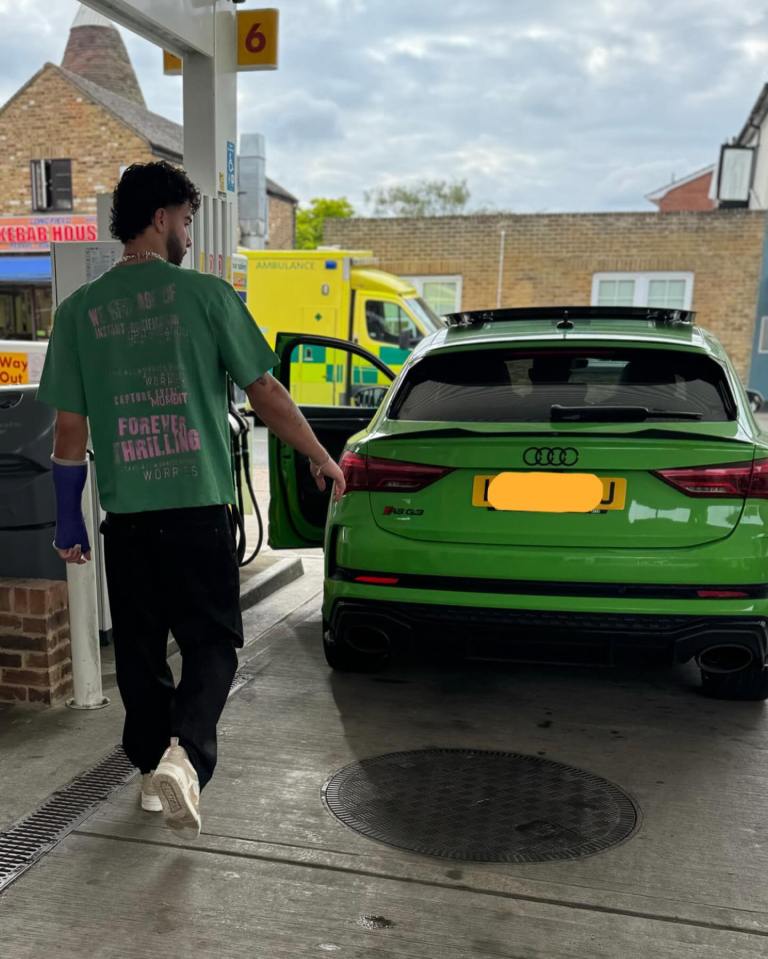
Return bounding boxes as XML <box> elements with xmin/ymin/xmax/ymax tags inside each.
<box><xmin>444</xmin><ymin>306</ymin><xmax>696</xmax><ymax>329</ymax></box>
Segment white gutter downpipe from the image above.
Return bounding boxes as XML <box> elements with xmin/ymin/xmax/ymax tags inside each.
<box><xmin>496</xmin><ymin>228</ymin><xmax>507</xmax><ymax>308</ymax></box>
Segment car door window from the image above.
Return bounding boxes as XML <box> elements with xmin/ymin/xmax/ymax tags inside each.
<box><xmin>287</xmin><ymin>339</ymin><xmax>393</xmax><ymax>408</ymax></box>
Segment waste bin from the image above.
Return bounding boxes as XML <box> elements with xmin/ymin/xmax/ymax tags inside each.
<box><xmin>0</xmin><ymin>384</ymin><xmax>65</xmax><ymax>580</ymax></box>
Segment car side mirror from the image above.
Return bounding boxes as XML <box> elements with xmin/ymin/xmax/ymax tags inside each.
<box><xmin>398</xmin><ymin>330</ymin><xmax>413</xmax><ymax>350</ymax></box>
<box><xmin>747</xmin><ymin>389</ymin><xmax>763</xmax><ymax>413</ymax></box>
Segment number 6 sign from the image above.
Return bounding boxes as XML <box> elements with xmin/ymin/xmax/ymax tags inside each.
<box><xmin>246</xmin><ymin>24</ymin><xmax>266</xmax><ymax>54</ymax></box>
<box><xmin>237</xmin><ymin>8</ymin><xmax>279</xmax><ymax>71</ymax></box>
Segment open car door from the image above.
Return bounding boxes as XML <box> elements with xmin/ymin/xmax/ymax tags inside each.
<box><xmin>268</xmin><ymin>333</ymin><xmax>395</xmax><ymax>548</ymax></box>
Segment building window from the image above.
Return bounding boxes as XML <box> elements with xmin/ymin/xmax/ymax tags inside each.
<box><xmin>759</xmin><ymin>316</ymin><xmax>768</xmax><ymax>354</ymax></box>
<box><xmin>30</xmin><ymin>159</ymin><xmax>73</xmax><ymax>212</ymax></box>
<box><xmin>592</xmin><ymin>272</ymin><xmax>694</xmax><ymax>310</ymax></box>
<box><xmin>403</xmin><ymin>275</ymin><xmax>462</xmax><ymax>316</ymax></box>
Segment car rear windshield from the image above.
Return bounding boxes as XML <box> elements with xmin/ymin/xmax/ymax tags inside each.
<box><xmin>389</xmin><ymin>348</ymin><xmax>736</xmax><ymax>422</ymax></box>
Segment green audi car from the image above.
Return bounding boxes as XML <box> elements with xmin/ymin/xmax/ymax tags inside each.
<box><xmin>267</xmin><ymin>306</ymin><xmax>768</xmax><ymax>700</ymax></box>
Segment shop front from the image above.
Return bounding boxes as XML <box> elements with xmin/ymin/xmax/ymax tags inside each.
<box><xmin>0</xmin><ymin>215</ymin><xmax>97</xmax><ymax>340</ymax></box>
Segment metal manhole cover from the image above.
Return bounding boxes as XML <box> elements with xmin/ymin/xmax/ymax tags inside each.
<box><xmin>323</xmin><ymin>748</ymin><xmax>639</xmax><ymax>863</ymax></box>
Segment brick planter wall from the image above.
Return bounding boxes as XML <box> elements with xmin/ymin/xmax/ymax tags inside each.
<box><xmin>0</xmin><ymin>579</ymin><xmax>72</xmax><ymax>705</ymax></box>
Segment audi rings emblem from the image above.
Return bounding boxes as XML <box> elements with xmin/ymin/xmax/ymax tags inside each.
<box><xmin>523</xmin><ymin>446</ymin><xmax>579</xmax><ymax>467</ymax></box>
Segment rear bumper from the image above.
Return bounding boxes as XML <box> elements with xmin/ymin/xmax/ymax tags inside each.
<box><xmin>327</xmin><ymin>598</ymin><xmax>768</xmax><ymax>667</ymax></box>
<box><xmin>326</xmin><ymin>503</ymin><xmax>768</xmax><ymax>590</ymax></box>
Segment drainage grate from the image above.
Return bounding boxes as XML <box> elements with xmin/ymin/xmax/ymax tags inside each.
<box><xmin>323</xmin><ymin>748</ymin><xmax>639</xmax><ymax>863</ymax></box>
<box><xmin>229</xmin><ymin>669</ymin><xmax>256</xmax><ymax>696</ymax></box>
<box><xmin>0</xmin><ymin>662</ymin><xmax>258</xmax><ymax>896</ymax></box>
<box><xmin>0</xmin><ymin>747</ymin><xmax>136</xmax><ymax>894</ymax></box>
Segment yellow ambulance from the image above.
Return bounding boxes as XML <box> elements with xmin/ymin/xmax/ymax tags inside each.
<box><xmin>235</xmin><ymin>249</ymin><xmax>444</xmax><ymax>405</ymax></box>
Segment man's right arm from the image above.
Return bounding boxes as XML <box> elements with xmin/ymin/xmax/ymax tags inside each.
<box><xmin>245</xmin><ymin>374</ymin><xmax>346</xmax><ymax>500</ymax></box>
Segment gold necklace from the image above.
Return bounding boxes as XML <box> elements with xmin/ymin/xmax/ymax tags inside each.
<box><xmin>114</xmin><ymin>251</ymin><xmax>166</xmax><ymax>267</ymax></box>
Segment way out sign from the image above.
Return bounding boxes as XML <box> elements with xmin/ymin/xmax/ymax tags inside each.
<box><xmin>0</xmin><ymin>353</ymin><xmax>29</xmax><ymax>386</ymax></box>
<box><xmin>163</xmin><ymin>10</ymin><xmax>279</xmax><ymax>74</ymax></box>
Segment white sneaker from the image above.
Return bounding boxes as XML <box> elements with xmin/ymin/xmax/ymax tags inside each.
<box><xmin>140</xmin><ymin>772</ymin><xmax>163</xmax><ymax>812</ymax></box>
<box><xmin>153</xmin><ymin>737</ymin><xmax>201</xmax><ymax>839</ymax></box>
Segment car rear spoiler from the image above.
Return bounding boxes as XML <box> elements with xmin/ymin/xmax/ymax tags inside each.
<box><xmin>380</xmin><ymin>427</ymin><xmax>754</xmax><ymax>445</ymax></box>
<box><xmin>444</xmin><ymin>306</ymin><xmax>695</xmax><ymax>329</ymax></box>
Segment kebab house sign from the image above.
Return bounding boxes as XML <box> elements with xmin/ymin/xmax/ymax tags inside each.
<box><xmin>0</xmin><ymin>214</ymin><xmax>97</xmax><ymax>252</ymax></box>
<box><xmin>0</xmin><ymin>215</ymin><xmax>98</xmax><ymax>384</ymax></box>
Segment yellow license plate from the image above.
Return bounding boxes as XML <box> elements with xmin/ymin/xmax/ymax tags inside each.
<box><xmin>472</xmin><ymin>473</ymin><xmax>627</xmax><ymax>511</ymax></box>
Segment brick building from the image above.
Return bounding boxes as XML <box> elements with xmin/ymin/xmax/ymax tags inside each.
<box><xmin>266</xmin><ymin>180</ymin><xmax>298</xmax><ymax>249</ymax></box>
<box><xmin>646</xmin><ymin>166</ymin><xmax>716</xmax><ymax>213</ymax></box>
<box><xmin>325</xmin><ymin>210</ymin><xmax>765</xmax><ymax>380</ymax></box>
<box><xmin>0</xmin><ymin>5</ymin><xmax>296</xmax><ymax>341</ymax></box>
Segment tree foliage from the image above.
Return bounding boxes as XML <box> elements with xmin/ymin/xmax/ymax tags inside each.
<box><xmin>296</xmin><ymin>196</ymin><xmax>355</xmax><ymax>249</ymax></box>
<box><xmin>364</xmin><ymin>179</ymin><xmax>470</xmax><ymax>217</ymax></box>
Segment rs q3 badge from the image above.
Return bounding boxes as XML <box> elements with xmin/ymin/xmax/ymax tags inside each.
<box><xmin>383</xmin><ymin>507</ymin><xmax>424</xmax><ymax>516</ymax></box>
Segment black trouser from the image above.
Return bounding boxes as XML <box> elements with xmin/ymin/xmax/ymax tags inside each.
<box><xmin>102</xmin><ymin>505</ymin><xmax>242</xmax><ymax>789</ymax></box>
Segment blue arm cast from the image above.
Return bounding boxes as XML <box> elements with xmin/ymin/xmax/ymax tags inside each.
<box><xmin>52</xmin><ymin>461</ymin><xmax>91</xmax><ymax>553</ymax></box>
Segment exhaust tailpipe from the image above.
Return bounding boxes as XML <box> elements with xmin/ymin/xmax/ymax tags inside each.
<box><xmin>697</xmin><ymin>644</ymin><xmax>754</xmax><ymax>674</ymax></box>
<box><xmin>346</xmin><ymin>624</ymin><xmax>391</xmax><ymax>655</ymax></box>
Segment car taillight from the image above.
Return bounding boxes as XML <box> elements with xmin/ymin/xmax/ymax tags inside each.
<box><xmin>339</xmin><ymin>451</ymin><xmax>369</xmax><ymax>491</ymax></box>
<box><xmin>654</xmin><ymin>459</ymin><xmax>768</xmax><ymax>498</ymax></box>
<box><xmin>339</xmin><ymin>451</ymin><xmax>453</xmax><ymax>494</ymax></box>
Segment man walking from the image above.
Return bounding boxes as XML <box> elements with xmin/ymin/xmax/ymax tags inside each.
<box><xmin>37</xmin><ymin>161</ymin><xmax>345</xmax><ymax>838</ymax></box>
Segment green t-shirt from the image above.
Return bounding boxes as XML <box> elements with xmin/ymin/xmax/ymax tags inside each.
<box><xmin>37</xmin><ymin>260</ymin><xmax>278</xmax><ymax>514</ymax></box>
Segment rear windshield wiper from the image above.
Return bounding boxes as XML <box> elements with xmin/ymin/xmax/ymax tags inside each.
<box><xmin>550</xmin><ymin>405</ymin><xmax>703</xmax><ymax>422</ymax></box>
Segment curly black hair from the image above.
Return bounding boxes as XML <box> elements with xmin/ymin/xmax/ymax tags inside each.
<box><xmin>109</xmin><ymin>161</ymin><xmax>201</xmax><ymax>242</ymax></box>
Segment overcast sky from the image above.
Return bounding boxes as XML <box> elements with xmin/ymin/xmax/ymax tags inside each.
<box><xmin>1</xmin><ymin>0</ymin><xmax>767</xmax><ymax>213</ymax></box>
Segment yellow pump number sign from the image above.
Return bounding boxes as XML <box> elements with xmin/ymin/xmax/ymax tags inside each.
<box><xmin>237</xmin><ymin>9</ymin><xmax>279</xmax><ymax>70</ymax></box>
<box><xmin>163</xmin><ymin>10</ymin><xmax>279</xmax><ymax>75</ymax></box>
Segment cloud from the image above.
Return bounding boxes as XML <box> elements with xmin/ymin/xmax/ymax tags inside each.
<box><xmin>737</xmin><ymin>37</ymin><xmax>768</xmax><ymax>62</ymax></box>
<box><xmin>0</xmin><ymin>0</ymin><xmax>765</xmax><ymax>213</ymax></box>
<box><xmin>239</xmin><ymin>89</ymin><xmax>344</xmax><ymax>146</ymax></box>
